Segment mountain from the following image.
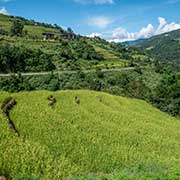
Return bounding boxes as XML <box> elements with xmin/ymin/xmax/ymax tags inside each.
<box><xmin>0</xmin><ymin>90</ymin><xmax>180</xmax><ymax>180</ymax></box>
<box><xmin>121</xmin><ymin>39</ymin><xmax>146</xmax><ymax>46</ymax></box>
<box><xmin>132</xmin><ymin>29</ymin><xmax>180</xmax><ymax>63</ymax></box>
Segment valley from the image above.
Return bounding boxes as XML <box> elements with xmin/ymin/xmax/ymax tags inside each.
<box><xmin>0</xmin><ymin>11</ymin><xmax>179</xmax><ymax>180</ymax></box>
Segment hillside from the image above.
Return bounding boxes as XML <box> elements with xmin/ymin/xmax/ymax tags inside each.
<box><xmin>121</xmin><ymin>39</ymin><xmax>146</xmax><ymax>46</ymax></box>
<box><xmin>0</xmin><ymin>14</ymin><xmax>62</xmax><ymax>38</ymax></box>
<box><xmin>0</xmin><ymin>90</ymin><xmax>180</xmax><ymax>180</ymax></box>
<box><xmin>0</xmin><ymin>14</ymin><xmax>150</xmax><ymax>73</ymax></box>
<box><xmin>132</xmin><ymin>29</ymin><xmax>180</xmax><ymax>63</ymax></box>
<box><xmin>0</xmin><ymin>14</ymin><xmax>179</xmax><ymax>118</ymax></box>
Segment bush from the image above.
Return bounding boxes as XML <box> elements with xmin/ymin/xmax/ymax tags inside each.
<box><xmin>10</xmin><ymin>19</ymin><xmax>24</xmax><ymax>37</ymax></box>
<box><xmin>0</xmin><ymin>44</ymin><xmax>55</xmax><ymax>73</ymax></box>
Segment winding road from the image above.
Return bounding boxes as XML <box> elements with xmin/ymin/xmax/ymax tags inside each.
<box><xmin>0</xmin><ymin>67</ymin><xmax>137</xmax><ymax>77</ymax></box>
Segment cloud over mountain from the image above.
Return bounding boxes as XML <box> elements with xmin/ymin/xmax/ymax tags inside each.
<box><xmin>108</xmin><ymin>17</ymin><xmax>180</xmax><ymax>42</ymax></box>
<box><xmin>0</xmin><ymin>7</ymin><xmax>9</xmax><ymax>15</ymax></box>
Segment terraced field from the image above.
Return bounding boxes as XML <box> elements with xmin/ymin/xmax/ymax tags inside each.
<box><xmin>0</xmin><ymin>90</ymin><xmax>180</xmax><ymax>180</ymax></box>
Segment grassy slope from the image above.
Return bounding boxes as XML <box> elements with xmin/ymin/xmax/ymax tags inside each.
<box><xmin>93</xmin><ymin>46</ymin><xmax>127</xmax><ymax>68</ymax></box>
<box><xmin>0</xmin><ymin>90</ymin><xmax>180</xmax><ymax>179</ymax></box>
<box><xmin>0</xmin><ymin>14</ymin><xmax>60</xmax><ymax>38</ymax></box>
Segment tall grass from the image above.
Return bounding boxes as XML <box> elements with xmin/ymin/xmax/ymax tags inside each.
<box><xmin>0</xmin><ymin>90</ymin><xmax>180</xmax><ymax>179</ymax></box>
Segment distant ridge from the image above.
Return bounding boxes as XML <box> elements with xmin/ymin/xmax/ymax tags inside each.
<box><xmin>121</xmin><ymin>38</ymin><xmax>146</xmax><ymax>46</ymax></box>
<box><xmin>127</xmin><ymin>29</ymin><xmax>180</xmax><ymax>63</ymax></box>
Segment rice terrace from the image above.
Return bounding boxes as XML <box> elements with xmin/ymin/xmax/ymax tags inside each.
<box><xmin>0</xmin><ymin>90</ymin><xmax>180</xmax><ymax>179</ymax></box>
<box><xmin>0</xmin><ymin>0</ymin><xmax>180</xmax><ymax>179</ymax></box>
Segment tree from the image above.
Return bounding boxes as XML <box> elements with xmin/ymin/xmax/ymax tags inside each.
<box><xmin>67</xmin><ymin>27</ymin><xmax>74</xmax><ymax>34</ymax></box>
<box><xmin>0</xmin><ymin>44</ymin><xmax>55</xmax><ymax>73</ymax></box>
<box><xmin>10</xmin><ymin>19</ymin><xmax>24</xmax><ymax>36</ymax></box>
<box><xmin>153</xmin><ymin>71</ymin><xmax>180</xmax><ymax>116</ymax></box>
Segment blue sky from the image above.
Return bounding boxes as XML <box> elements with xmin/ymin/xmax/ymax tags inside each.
<box><xmin>0</xmin><ymin>0</ymin><xmax>180</xmax><ymax>42</ymax></box>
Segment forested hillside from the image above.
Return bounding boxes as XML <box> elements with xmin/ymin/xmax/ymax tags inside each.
<box><xmin>134</xmin><ymin>29</ymin><xmax>180</xmax><ymax>64</ymax></box>
<box><xmin>0</xmin><ymin>14</ymin><xmax>149</xmax><ymax>73</ymax></box>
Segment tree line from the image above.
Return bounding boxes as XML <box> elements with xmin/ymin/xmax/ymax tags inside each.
<box><xmin>0</xmin><ymin>63</ymin><xmax>179</xmax><ymax>117</ymax></box>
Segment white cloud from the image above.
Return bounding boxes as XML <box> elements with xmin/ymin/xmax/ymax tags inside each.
<box><xmin>88</xmin><ymin>16</ymin><xmax>112</xmax><ymax>28</ymax></box>
<box><xmin>87</xmin><ymin>32</ymin><xmax>102</xmax><ymax>37</ymax></box>
<box><xmin>109</xmin><ymin>24</ymin><xmax>154</xmax><ymax>42</ymax></box>
<box><xmin>138</xmin><ymin>24</ymin><xmax>154</xmax><ymax>38</ymax></box>
<box><xmin>156</xmin><ymin>17</ymin><xmax>180</xmax><ymax>35</ymax></box>
<box><xmin>156</xmin><ymin>17</ymin><xmax>166</xmax><ymax>33</ymax></box>
<box><xmin>0</xmin><ymin>7</ymin><xmax>9</xmax><ymax>15</ymax></box>
<box><xmin>111</xmin><ymin>27</ymin><xmax>135</xmax><ymax>42</ymax></box>
<box><xmin>108</xmin><ymin>17</ymin><xmax>180</xmax><ymax>42</ymax></box>
<box><xmin>74</xmin><ymin>0</ymin><xmax>114</xmax><ymax>4</ymax></box>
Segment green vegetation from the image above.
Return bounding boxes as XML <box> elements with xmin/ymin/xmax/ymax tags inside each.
<box><xmin>0</xmin><ymin>14</ymin><xmax>62</xmax><ymax>38</ymax></box>
<box><xmin>152</xmin><ymin>70</ymin><xmax>180</xmax><ymax>116</ymax></box>
<box><xmin>134</xmin><ymin>29</ymin><xmax>180</xmax><ymax>63</ymax></box>
<box><xmin>10</xmin><ymin>19</ymin><xmax>24</xmax><ymax>37</ymax></box>
<box><xmin>0</xmin><ymin>14</ymin><xmax>149</xmax><ymax>72</ymax></box>
<box><xmin>0</xmin><ymin>90</ymin><xmax>180</xmax><ymax>180</ymax></box>
<box><xmin>0</xmin><ymin>14</ymin><xmax>179</xmax><ymax>117</ymax></box>
<box><xmin>1</xmin><ymin>64</ymin><xmax>179</xmax><ymax>117</ymax></box>
<box><xmin>0</xmin><ymin>12</ymin><xmax>179</xmax><ymax>180</ymax></box>
<box><xmin>123</xmin><ymin>29</ymin><xmax>180</xmax><ymax>117</ymax></box>
<box><xmin>0</xmin><ymin>44</ymin><xmax>55</xmax><ymax>73</ymax></box>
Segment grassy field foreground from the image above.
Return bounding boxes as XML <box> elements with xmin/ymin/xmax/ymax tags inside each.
<box><xmin>0</xmin><ymin>90</ymin><xmax>180</xmax><ymax>180</ymax></box>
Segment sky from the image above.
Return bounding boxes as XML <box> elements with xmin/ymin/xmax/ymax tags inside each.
<box><xmin>0</xmin><ymin>0</ymin><xmax>180</xmax><ymax>42</ymax></box>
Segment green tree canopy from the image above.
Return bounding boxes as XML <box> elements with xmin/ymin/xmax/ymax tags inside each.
<box><xmin>10</xmin><ymin>19</ymin><xmax>24</xmax><ymax>36</ymax></box>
